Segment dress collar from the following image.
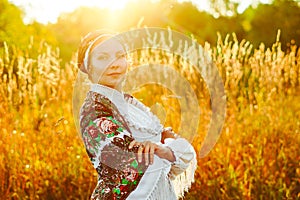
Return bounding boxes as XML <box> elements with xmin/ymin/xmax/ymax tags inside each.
<box><xmin>90</xmin><ymin>84</ymin><xmax>163</xmax><ymax>140</ymax></box>
<box><xmin>90</xmin><ymin>84</ymin><xmax>125</xmax><ymax>101</ymax></box>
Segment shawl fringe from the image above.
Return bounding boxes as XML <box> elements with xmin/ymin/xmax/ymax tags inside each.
<box><xmin>172</xmin><ymin>156</ymin><xmax>197</xmax><ymax>199</ymax></box>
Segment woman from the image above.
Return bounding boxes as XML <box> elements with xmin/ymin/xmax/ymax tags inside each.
<box><xmin>77</xmin><ymin>30</ymin><xmax>197</xmax><ymax>200</ymax></box>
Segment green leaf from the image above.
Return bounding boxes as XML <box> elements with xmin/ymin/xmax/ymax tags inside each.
<box><xmin>88</xmin><ymin>120</ymin><xmax>94</xmax><ymax>126</ymax></box>
<box><xmin>130</xmin><ymin>160</ymin><xmax>138</xmax><ymax>168</ymax></box>
<box><xmin>117</xmin><ymin>127</ymin><xmax>123</xmax><ymax>132</ymax></box>
<box><xmin>113</xmin><ymin>188</ymin><xmax>121</xmax><ymax>194</ymax></box>
<box><xmin>107</xmin><ymin>116</ymin><xmax>113</xmax><ymax>120</ymax></box>
<box><xmin>122</xmin><ymin>179</ymin><xmax>129</xmax><ymax>184</ymax></box>
<box><xmin>138</xmin><ymin>169</ymin><xmax>143</xmax><ymax>175</ymax></box>
<box><xmin>107</xmin><ymin>133</ymin><xmax>115</xmax><ymax>138</ymax></box>
<box><xmin>95</xmin><ymin>135</ymin><xmax>101</xmax><ymax>142</ymax></box>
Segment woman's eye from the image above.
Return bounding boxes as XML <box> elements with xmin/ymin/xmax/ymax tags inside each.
<box><xmin>97</xmin><ymin>55</ymin><xmax>109</xmax><ymax>60</ymax></box>
<box><xmin>117</xmin><ymin>53</ymin><xmax>126</xmax><ymax>59</ymax></box>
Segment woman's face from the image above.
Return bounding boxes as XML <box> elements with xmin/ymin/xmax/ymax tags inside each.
<box><xmin>89</xmin><ymin>38</ymin><xmax>127</xmax><ymax>89</ymax></box>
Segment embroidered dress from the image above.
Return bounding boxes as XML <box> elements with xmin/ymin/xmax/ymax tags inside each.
<box><xmin>79</xmin><ymin>84</ymin><xmax>197</xmax><ymax>200</ymax></box>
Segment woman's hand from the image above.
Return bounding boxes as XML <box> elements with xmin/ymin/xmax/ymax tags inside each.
<box><xmin>128</xmin><ymin>140</ymin><xmax>176</xmax><ymax>165</ymax></box>
<box><xmin>161</xmin><ymin>127</ymin><xmax>176</xmax><ymax>144</ymax></box>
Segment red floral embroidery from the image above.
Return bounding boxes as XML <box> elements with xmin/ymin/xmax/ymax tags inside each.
<box><xmin>83</xmin><ymin>135</ymin><xmax>92</xmax><ymax>147</ymax></box>
<box><xmin>81</xmin><ymin>92</ymin><xmax>148</xmax><ymax>200</ymax></box>
<box><xmin>124</xmin><ymin>168</ymin><xmax>138</xmax><ymax>182</ymax></box>
<box><xmin>86</xmin><ymin>124</ymin><xmax>99</xmax><ymax>139</ymax></box>
<box><xmin>119</xmin><ymin>185</ymin><xmax>128</xmax><ymax>192</ymax></box>
<box><xmin>95</xmin><ymin>117</ymin><xmax>118</xmax><ymax>135</ymax></box>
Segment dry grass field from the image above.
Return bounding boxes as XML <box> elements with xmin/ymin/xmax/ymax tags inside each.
<box><xmin>0</xmin><ymin>33</ymin><xmax>299</xmax><ymax>199</ymax></box>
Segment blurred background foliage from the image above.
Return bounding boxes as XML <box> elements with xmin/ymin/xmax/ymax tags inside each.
<box><xmin>1</xmin><ymin>0</ymin><xmax>300</xmax><ymax>199</ymax></box>
<box><xmin>1</xmin><ymin>0</ymin><xmax>300</xmax><ymax>61</ymax></box>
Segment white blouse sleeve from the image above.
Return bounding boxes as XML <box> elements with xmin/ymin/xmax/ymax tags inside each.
<box><xmin>163</xmin><ymin>137</ymin><xmax>197</xmax><ymax>198</ymax></box>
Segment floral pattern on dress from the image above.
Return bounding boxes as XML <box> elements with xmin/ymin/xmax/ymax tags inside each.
<box><xmin>80</xmin><ymin>91</ymin><xmax>148</xmax><ymax>200</ymax></box>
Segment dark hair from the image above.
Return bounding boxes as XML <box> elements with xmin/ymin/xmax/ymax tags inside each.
<box><xmin>77</xmin><ymin>29</ymin><xmax>115</xmax><ymax>74</ymax></box>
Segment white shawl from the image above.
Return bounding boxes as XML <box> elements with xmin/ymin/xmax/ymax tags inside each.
<box><xmin>90</xmin><ymin>84</ymin><xmax>197</xmax><ymax>200</ymax></box>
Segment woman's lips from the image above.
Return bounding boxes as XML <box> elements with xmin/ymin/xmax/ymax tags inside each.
<box><xmin>107</xmin><ymin>73</ymin><xmax>122</xmax><ymax>76</ymax></box>
<box><xmin>105</xmin><ymin>72</ymin><xmax>125</xmax><ymax>78</ymax></box>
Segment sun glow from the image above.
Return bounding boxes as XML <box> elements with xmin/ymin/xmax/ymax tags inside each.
<box><xmin>94</xmin><ymin>0</ymin><xmax>131</xmax><ymax>10</ymax></box>
<box><xmin>9</xmin><ymin>0</ymin><xmax>271</xmax><ymax>24</ymax></box>
<box><xmin>9</xmin><ymin>0</ymin><xmax>133</xmax><ymax>24</ymax></box>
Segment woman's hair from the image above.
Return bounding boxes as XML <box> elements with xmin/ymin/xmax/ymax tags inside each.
<box><xmin>77</xmin><ymin>29</ymin><xmax>115</xmax><ymax>74</ymax></box>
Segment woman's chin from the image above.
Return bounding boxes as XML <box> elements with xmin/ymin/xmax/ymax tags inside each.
<box><xmin>99</xmin><ymin>82</ymin><xmax>122</xmax><ymax>90</ymax></box>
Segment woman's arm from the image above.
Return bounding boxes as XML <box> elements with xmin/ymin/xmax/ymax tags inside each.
<box><xmin>123</xmin><ymin>95</ymin><xmax>195</xmax><ymax>176</ymax></box>
<box><xmin>128</xmin><ymin>140</ymin><xmax>176</xmax><ymax>166</ymax></box>
<box><xmin>127</xmin><ymin>127</ymin><xmax>196</xmax><ymax>180</ymax></box>
<box><xmin>161</xmin><ymin>127</ymin><xmax>176</xmax><ymax>143</ymax></box>
<box><xmin>127</xmin><ymin>127</ymin><xmax>189</xmax><ymax>166</ymax></box>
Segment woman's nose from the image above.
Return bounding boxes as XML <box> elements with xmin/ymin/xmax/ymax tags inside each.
<box><xmin>109</xmin><ymin>60</ymin><xmax>121</xmax><ymax>69</ymax></box>
<box><xmin>109</xmin><ymin>57</ymin><xmax>126</xmax><ymax>69</ymax></box>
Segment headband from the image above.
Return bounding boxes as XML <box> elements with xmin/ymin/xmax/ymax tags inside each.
<box><xmin>83</xmin><ymin>33</ymin><xmax>113</xmax><ymax>72</ymax></box>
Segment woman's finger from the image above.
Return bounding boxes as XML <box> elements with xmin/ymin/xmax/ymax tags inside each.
<box><xmin>128</xmin><ymin>140</ymin><xmax>138</xmax><ymax>149</ymax></box>
<box><xmin>137</xmin><ymin>143</ymin><xmax>144</xmax><ymax>163</ymax></box>
<box><xmin>143</xmin><ymin>142</ymin><xmax>150</xmax><ymax>165</ymax></box>
<box><xmin>149</xmin><ymin>144</ymin><xmax>156</xmax><ymax>165</ymax></box>
<box><xmin>128</xmin><ymin>140</ymin><xmax>158</xmax><ymax>165</ymax></box>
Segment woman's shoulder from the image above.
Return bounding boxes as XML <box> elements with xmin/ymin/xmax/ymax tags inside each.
<box><xmin>86</xmin><ymin>91</ymin><xmax>112</xmax><ymax>104</ymax></box>
<box><xmin>80</xmin><ymin>91</ymin><xmax>115</xmax><ymax>117</ymax></box>
<box><xmin>124</xmin><ymin>93</ymin><xmax>150</xmax><ymax>111</ymax></box>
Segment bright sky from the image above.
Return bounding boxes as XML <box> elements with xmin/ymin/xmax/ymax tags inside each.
<box><xmin>9</xmin><ymin>0</ymin><xmax>270</xmax><ymax>24</ymax></box>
